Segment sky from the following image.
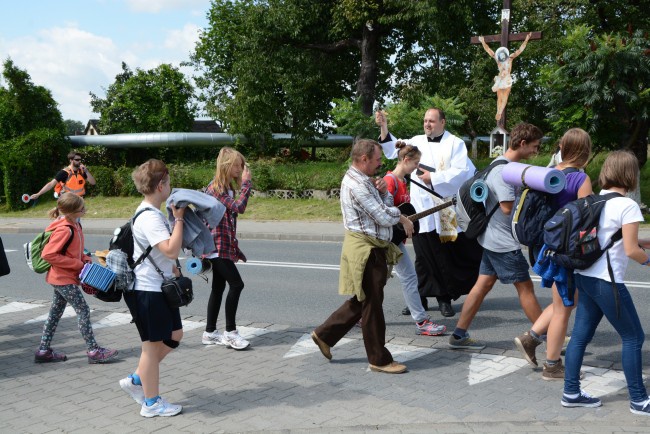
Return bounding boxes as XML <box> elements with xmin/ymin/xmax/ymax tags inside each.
<box><xmin>0</xmin><ymin>0</ymin><xmax>211</xmax><ymax>124</ymax></box>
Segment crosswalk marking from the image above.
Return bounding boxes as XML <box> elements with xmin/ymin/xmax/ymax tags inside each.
<box><xmin>24</xmin><ymin>306</ymin><xmax>94</xmax><ymax>324</ymax></box>
<box><xmin>92</xmin><ymin>312</ymin><xmax>132</xmax><ymax>330</ymax></box>
<box><xmin>468</xmin><ymin>353</ymin><xmax>528</xmax><ymax>385</ymax></box>
<box><xmin>386</xmin><ymin>343</ymin><xmax>437</xmax><ymax>363</ymax></box>
<box><xmin>0</xmin><ymin>301</ymin><xmax>42</xmax><ymax>315</ymax></box>
<box><xmin>0</xmin><ymin>301</ymin><xmax>636</xmax><ymax>399</ymax></box>
<box><xmin>284</xmin><ymin>333</ymin><xmax>353</xmax><ymax>358</ymax></box>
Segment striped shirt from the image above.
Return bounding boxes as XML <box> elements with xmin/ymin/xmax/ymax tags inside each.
<box><xmin>340</xmin><ymin>166</ymin><xmax>401</xmax><ymax>242</ymax></box>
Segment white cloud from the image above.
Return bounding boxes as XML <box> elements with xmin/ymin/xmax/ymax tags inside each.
<box><xmin>164</xmin><ymin>23</ymin><xmax>201</xmax><ymax>53</ymax></box>
<box><xmin>1</xmin><ymin>26</ymin><xmax>135</xmax><ymax>122</ymax></box>
<box><xmin>126</xmin><ymin>0</ymin><xmax>209</xmax><ymax>13</ymax></box>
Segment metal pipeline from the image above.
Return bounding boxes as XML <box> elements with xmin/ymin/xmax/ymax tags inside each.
<box><xmin>68</xmin><ymin>132</ymin><xmax>355</xmax><ymax>148</ymax></box>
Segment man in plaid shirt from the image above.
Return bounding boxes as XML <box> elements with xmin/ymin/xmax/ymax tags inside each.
<box><xmin>311</xmin><ymin>139</ymin><xmax>414</xmax><ymax>374</ymax></box>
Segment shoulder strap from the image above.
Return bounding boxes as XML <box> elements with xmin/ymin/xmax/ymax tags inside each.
<box><xmin>61</xmin><ymin>226</ymin><xmax>75</xmax><ymax>255</ymax></box>
<box><xmin>385</xmin><ymin>173</ymin><xmax>399</xmax><ymax>197</ymax></box>
<box><xmin>482</xmin><ymin>159</ymin><xmax>508</xmax><ymax>180</ymax></box>
<box><xmin>131</xmin><ymin>208</ymin><xmax>182</xmax><ymax>276</ymax></box>
<box><xmin>130</xmin><ymin>207</ymin><xmax>156</xmax><ymax>269</ymax></box>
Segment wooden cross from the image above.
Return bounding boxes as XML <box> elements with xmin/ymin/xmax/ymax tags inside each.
<box><xmin>470</xmin><ymin>0</ymin><xmax>542</xmax><ymax>129</ymax></box>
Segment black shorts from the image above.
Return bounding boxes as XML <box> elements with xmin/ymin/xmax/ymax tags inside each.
<box><xmin>124</xmin><ymin>290</ymin><xmax>182</xmax><ymax>342</ymax></box>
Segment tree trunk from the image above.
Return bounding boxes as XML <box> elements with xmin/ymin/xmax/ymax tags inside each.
<box><xmin>626</xmin><ymin>119</ymin><xmax>649</xmax><ymax>168</ymax></box>
<box><xmin>357</xmin><ymin>25</ymin><xmax>380</xmax><ymax>117</ymax></box>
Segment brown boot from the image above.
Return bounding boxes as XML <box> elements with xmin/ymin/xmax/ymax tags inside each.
<box><xmin>514</xmin><ymin>331</ymin><xmax>542</xmax><ymax>367</ymax></box>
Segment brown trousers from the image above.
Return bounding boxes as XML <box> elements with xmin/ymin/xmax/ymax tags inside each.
<box><xmin>315</xmin><ymin>248</ymin><xmax>393</xmax><ymax>366</ymax></box>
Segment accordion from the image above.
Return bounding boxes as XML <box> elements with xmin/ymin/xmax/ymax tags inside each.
<box><xmin>79</xmin><ymin>263</ymin><xmax>116</xmax><ymax>292</ymax></box>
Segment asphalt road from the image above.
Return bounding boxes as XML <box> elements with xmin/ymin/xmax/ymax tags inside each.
<box><xmin>2</xmin><ymin>233</ymin><xmax>650</xmax><ymax>368</ymax></box>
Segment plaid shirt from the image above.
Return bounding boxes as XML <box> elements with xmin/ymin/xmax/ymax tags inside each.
<box><xmin>341</xmin><ymin>166</ymin><xmax>401</xmax><ymax>242</ymax></box>
<box><xmin>205</xmin><ymin>180</ymin><xmax>251</xmax><ymax>262</ymax></box>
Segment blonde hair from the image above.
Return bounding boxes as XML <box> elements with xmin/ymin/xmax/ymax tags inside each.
<box><xmin>48</xmin><ymin>193</ymin><xmax>84</xmax><ymax>219</ymax></box>
<box><xmin>395</xmin><ymin>141</ymin><xmax>421</xmax><ymax>162</ymax></box>
<box><xmin>599</xmin><ymin>150</ymin><xmax>639</xmax><ymax>191</ymax></box>
<box><xmin>558</xmin><ymin>128</ymin><xmax>591</xmax><ymax>169</ymax></box>
<box><xmin>132</xmin><ymin>159</ymin><xmax>169</xmax><ymax>195</ymax></box>
<box><xmin>213</xmin><ymin>147</ymin><xmax>245</xmax><ymax>193</ymax></box>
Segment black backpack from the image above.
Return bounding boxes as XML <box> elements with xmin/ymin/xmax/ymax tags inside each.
<box><xmin>456</xmin><ymin>159</ymin><xmax>508</xmax><ymax>239</ymax></box>
<box><xmin>543</xmin><ymin>192</ymin><xmax>624</xmax><ymax>315</ymax></box>
<box><xmin>109</xmin><ymin>208</ymin><xmax>154</xmax><ymax>268</ymax></box>
<box><xmin>511</xmin><ymin>167</ymin><xmax>579</xmax><ymax>264</ymax></box>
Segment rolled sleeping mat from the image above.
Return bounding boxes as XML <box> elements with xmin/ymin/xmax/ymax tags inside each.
<box><xmin>501</xmin><ymin>162</ymin><xmax>566</xmax><ymax>194</ymax></box>
<box><xmin>470</xmin><ymin>179</ymin><xmax>489</xmax><ymax>203</ymax></box>
<box><xmin>186</xmin><ymin>257</ymin><xmax>212</xmax><ymax>275</ymax></box>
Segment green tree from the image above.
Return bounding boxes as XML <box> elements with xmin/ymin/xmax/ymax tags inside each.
<box><xmin>190</xmin><ymin>0</ymin><xmax>496</xmax><ymax>146</ymax></box>
<box><xmin>64</xmin><ymin>119</ymin><xmax>85</xmax><ymax>135</ymax></box>
<box><xmin>0</xmin><ymin>58</ymin><xmax>68</xmax><ymax>209</ymax></box>
<box><xmin>539</xmin><ymin>25</ymin><xmax>650</xmax><ymax>165</ymax></box>
<box><xmin>90</xmin><ymin>62</ymin><xmax>197</xmax><ymax>134</ymax></box>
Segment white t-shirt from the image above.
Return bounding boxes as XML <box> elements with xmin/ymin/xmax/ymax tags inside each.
<box><xmin>132</xmin><ymin>202</ymin><xmax>175</xmax><ymax>292</ymax></box>
<box><xmin>577</xmin><ymin>190</ymin><xmax>643</xmax><ymax>283</ymax></box>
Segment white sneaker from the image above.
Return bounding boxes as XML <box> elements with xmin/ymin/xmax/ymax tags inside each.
<box><xmin>140</xmin><ymin>396</ymin><xmax>182</xmax><ymax>418</ymax></box>
<box><xmin>119</xmin><ymin>376</ymin><xmax>144</xmax><ymax>405</ymax></box>
<box><xmin>202</xmin><ymin>330</ymin><xmax>226</xmax><ymax>346</ymax></box>
<box><xmin>223</xmin><ymin>330</ymin><xmax>250</xmax><ymax>350</ymax></box>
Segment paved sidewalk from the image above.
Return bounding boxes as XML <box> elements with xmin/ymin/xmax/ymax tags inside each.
<box><xmin>1</xmin><ymin>295</ymin><xmax>650</xmax><ymax>434</ymax></box>
<box><xmin>0</xmin><ymin>217</ymin><xmax>345</xmax><ymax>242</ymax></box>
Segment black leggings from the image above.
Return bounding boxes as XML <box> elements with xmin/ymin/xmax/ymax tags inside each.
<box><xmin>205</xmin><ymin>258</ymin><xmax>245</xmax><ymax>333</ymax></box>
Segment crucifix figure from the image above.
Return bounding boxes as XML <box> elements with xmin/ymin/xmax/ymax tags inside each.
<box><xmin>470</xmin><ymin>0</ymin><xmax>542</xmax><ymax>129</ymax></box>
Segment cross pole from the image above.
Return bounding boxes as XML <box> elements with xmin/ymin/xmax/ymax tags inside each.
<box><xmin>470</xmin><ymin>0</ymin><xmax>542</xmax><ymax>129</ymax></box>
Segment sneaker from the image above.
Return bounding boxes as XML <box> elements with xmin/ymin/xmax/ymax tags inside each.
<box><xmin>87</xmin><ymin>347</ymin><xmax>118</xmax><ymax>364</ymax></box>
<box><xmin>369</xmin><ymin>361</ymin><xmax>407</xmax><ymax>374</ymax></box>
<box><xmin>561</xmin><ymin>390</ymin><xmax>602</xmax><ymax>408</ymax></box>
<box><xmin>630</xmin><ymin>398</ymin><xmax>650</xmax><ymax>416</ymax></box>
<box><xmin>222</xmin><ymin>330</ymin><xmax>250</xmax><ymax>350</ymax></box>
<box><xmin>416</xmin><ymin>318</ymin><xmax>446</xmax><ymax>336</ymax></box>
<box><xmin>34</xmin><ymin>348</ymin><xmax>67</xmax><ymax>363</ymax></box>
<box><xmin>514</xmin><ymin>332</ymin><xmax>541</xmax><ymax>367</ymax></box>
<box><xmin>140</xmin><ymin>396</ymin><xmax>182</xmax><ymax>418</ymax></box>
<box><xmin>119</xmin><ymin>376</ymin><xmax>145</xmax><ymax>405</ymax></box>
<box><xmin>202</xmin><ymin>330</ymin><xmax>226</xmax><ymax>346</ymax></box>
<box><xmin>311</xmin><ymin>331</ymin><xmax>332</xmax><ymax>360</ymax></box>
<box><xmin>543</xmin><ymin>360</ymin><xmax>585</xmax><ymax>381</ymax></box>
<box><xmin>448</xmin><ymin>334</ymin><xmax>486</xmax><ymax>350</ymax></box>
<box><xmin>543</xmin><ymin>359</ymin><xmax>564</xmax><ymax>380</ymax></box>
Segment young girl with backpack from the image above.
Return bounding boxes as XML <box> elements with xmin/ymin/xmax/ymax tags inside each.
<box><xmin>119</xmin><ymin>159</ymin><xmax>186</xmax><ymax>418</ymax></box>
<box><xmin>34</xmin><ymin>193</ymin><xmax>117</xmax><ymax>364</ymax></box>
<box><xmin>560</xmin><ymin>150</ymin><xmax>650</xmax><ymax>414</ymax></box>
<box><xmin>201</xmin><ymin>147</ymin><xmax>252</xmax><ymax>350</ymax></box>
<box><xmin>514</xmin><ymin>128</ymin><xmax>592</xmax><ymax>379</ymax></box>
<box><xmin>384</xmin><ymin>142</ymin><xmax>445</xmax><ymax>336</ymax></box>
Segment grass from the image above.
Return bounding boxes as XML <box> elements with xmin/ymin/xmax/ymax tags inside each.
<box><xmin>0</xmin><ymin>195</ymin><xmax>343</xmax><ymax>221</ymax></box>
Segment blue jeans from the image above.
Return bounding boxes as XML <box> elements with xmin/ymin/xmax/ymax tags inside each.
<box><xmin>394</xmin><ymin>243</ymin><xmax>426</xmax><ymax>323</ymax></box>
<box><xmin>565</xmin><ymin>274</ymin><xmax>647</xmax><ymax>402</ymax></box>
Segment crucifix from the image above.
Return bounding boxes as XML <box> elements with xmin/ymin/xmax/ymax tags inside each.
<box><xmin>470</xmin><ymin>0</ymin><xmax>542</xmax><ymax>130</ymax></box>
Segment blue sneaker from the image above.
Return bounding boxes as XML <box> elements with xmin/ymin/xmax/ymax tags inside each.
<box><xmin>561</xmin><ymin>390</ymin><xmax>602</xmax><ymax>408</ymax></box>
<box><xmin>630</xmin><ymin>398</ymin><xmax>650</xmax><ymax>416</ymax></box>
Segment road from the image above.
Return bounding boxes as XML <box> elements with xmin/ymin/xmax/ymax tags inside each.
<box><xmin>2</xmin><ymin>233</ymin><xmax>650</xmax><ymax>368</ymax></box>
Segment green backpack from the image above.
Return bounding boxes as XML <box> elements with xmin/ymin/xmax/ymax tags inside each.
<box><xmin>24</xmin><ymin>226</ymin><xmax>74</xmax><ymax>273</ymax></box>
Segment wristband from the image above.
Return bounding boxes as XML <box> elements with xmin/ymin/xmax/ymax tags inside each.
<box><xmin>642</xmin><ymin>257</ymin><xmax>650</xmax><ymax>266</ymax></box>
<box><xmin>174</xmin><ymin>218</ymin><xmax>184</xmax><ymax>223</ymax></box>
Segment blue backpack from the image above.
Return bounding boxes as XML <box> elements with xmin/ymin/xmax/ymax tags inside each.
<box><xmin>511</xmin><ymin>167</ymin><xmax>578</xmax><ymax>264</ymax></box>
<box><xmin>543</xmin><ymin>192</ymin><xmax>623</xmax><ymax>315</ymax></box>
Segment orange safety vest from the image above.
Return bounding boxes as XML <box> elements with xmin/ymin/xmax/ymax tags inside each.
<box><xmin>53</xmin><ymin>167</ymin><xmax>86</xmax><ymax>197</ymax></box>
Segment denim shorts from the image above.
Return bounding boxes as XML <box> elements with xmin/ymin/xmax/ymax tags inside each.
<box><xmin>124</xmin><ymin>290</ymin><xmax>182</xmax><ymax>342</ymax></box>
<box><xmin>479</xmin><ymin>249</ymin><xmax>531</xmax><ymax>284</ymax></box>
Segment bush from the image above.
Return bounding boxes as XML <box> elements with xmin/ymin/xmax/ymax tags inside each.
<box><xmin>87</xmin><ymin>165</ymin><xmax>117</xmax><ymax>196</ymax></box>
<box><xmin>114</xmin><ymin>166</ymin><xmax>139</xmax><ymax>196</ymax></box>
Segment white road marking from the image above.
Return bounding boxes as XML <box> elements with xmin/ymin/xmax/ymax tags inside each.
<box><xmin>0</xmin><ymin>301</ymin><xmax>42</xmax><ymax>314</ymax></box>
<box><xmin>24</xmin><ymin>306</ymin><xmax>94</xmax><ymax>324</ymax></box>
<box><xmin>182</xmin><ymin>319</ymin><xmax>205</xmax><ymax>331</ymax></box>
<box><xmin>468</xmin><ymin>353</ymin><xmax>528</xmax><ymax>385</ymax></box>
<box><xmin>580</xmin><ymin>366</ymin><xmax>637</xmax><ymax>397</ymax></box>
<box><xmin>92</xmin><ymin>312</ymin><xmax>133</xmax><ymax>330</ymax></box>
<box><xmin>385</xmin><ymin>343</ymin><xmax>437</xmax><ymax>363</ymax></box>
<box><xmin>240</xmin><ymin>260</ymin><xmax>339</xmax><ymax>271</ymax></box>
<box><xmin>284</xmin><ymin>333</ymin><xmax>353</xmax><ymax>358</ymax></box>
